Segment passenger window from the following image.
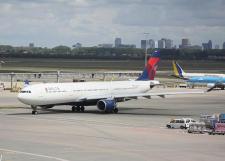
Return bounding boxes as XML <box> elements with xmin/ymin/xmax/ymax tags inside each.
<box><xmin>186</xmin><ymin>120</ymin><xmax>190</xmax><ymax>123</ymax></box>
<box><xmin>180</xmin><ymin>120</ymin><xmax>184</xmax><ymax>123</ymax></box>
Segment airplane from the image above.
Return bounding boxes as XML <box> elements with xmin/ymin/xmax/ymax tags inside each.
<box><xmin>172</xmin><ymin>61</ymin><xmax>225</xmax><ymax>91</ymax></box>
<box><xmin>17</xmin><ymin>51</ymin><xmax>203</xmax><ymax>115</ymax></box>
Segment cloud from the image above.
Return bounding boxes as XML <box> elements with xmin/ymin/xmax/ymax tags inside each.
<box><xmin>0</xmin><ymin>0</ymin><xmax>224</xmax><ymax>47</ymax></box>
<box><xmin>114</xmin><ymin>0</ymin><xmax>225</xmax><ymax>27</ymax></box>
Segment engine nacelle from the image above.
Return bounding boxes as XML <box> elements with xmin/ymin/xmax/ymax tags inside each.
<box><xmin>149</xmin><ymin>80</ymin><xmax>159</xmax><ymax>89</ymax></box>
<box><xmin>97</xmin><ymin>99</ymin><xmax>116</xmax><ymax>112</ymax></box>
<box><xmin>207</xmin><ymin>83</ymin><xmax>215</xmax><ymax>88</ymax></box>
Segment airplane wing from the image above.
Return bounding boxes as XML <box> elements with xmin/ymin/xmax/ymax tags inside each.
<box><xmin>114</xmin><ymin>90</ymin><xmax>205</xmax><ymax>99</ymax></box>
<box><xmin>207</xmin><ymin>83</ymin><xmax>225</xmax><ymax>92</ymax></box>
<box><xmin>81</xmin><ymin>89</ymin><xmax>205</xmax><ymax>101</ymax></box>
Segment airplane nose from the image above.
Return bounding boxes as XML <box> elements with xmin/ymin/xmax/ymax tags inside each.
<box><xmin>17</xmin><ymin>93</ymin><xmax>28</xmax><ymax>104</ymax></box>
<box><xmin>17</xmin><ymin>93</ymin><xmax>24</xmax><ymax>102</ymax></box>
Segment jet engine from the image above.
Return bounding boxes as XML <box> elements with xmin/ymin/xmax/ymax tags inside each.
<box><xmin>207</xmin><ymin>83</ymin><xmax>215</xmax><ymax>88</ymax></box>
<box><xmin>207</xmin><ymin>83</ymin><xmax>225</xmax><ymax>92</ymax></box>
<box><xmin>97</xmin><ymin>99</ymin><xmax>118</xmax><ymax>113</ymax></box>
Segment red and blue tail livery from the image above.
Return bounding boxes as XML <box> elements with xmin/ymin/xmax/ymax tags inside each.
<box><xmin>137</xmin><ymin>50</ymin><xmax>160</xmax><ymax>81</ymax></box>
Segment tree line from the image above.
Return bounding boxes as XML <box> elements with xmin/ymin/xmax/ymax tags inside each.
<box><xmin>0</xmin><ymin>45</ymin><xmax>225</xmax><ymax>60</ymax></box>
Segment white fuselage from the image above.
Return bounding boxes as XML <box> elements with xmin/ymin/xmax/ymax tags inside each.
<box><xmin>18</xmin><ymin>80</ymin><xmax>158</xmax><ymax>106</ymax></box>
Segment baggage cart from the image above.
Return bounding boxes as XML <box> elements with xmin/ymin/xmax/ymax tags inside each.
<box><xmin>188</xmin><ymin>122</ymin><xmax>206</xmax><ymax>134</ymax></box>
<box><xmin>208</xmin><ymin>123</ymin><xmax>225</xmax><ymax>135</ymax></box>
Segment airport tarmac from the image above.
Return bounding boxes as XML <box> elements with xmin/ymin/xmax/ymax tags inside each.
<box><xmin>0</xmin><ymin>88</ymin><xmax>225</xmax><ymax>161</ymax></box>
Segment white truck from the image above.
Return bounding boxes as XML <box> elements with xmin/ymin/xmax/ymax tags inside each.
<box><xmin>166</xmin><ymin>118</ymin><xmax>196</xmax><ymax>129</ymax></box>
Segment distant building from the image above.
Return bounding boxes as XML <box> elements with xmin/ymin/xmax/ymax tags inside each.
<box><xmin>114</xmin><ymin>38</ymin><xmax>136</xmax><ymax>48</ymax></box>
<box><xmin>202</xmin><ymin>40</ymin><xmax>213</xmax><ymax>50</ymax></box>
<box><xmin>215</xmin><ymin>44</ymin><xmax>220</xmax><ymax>49</ymax></box>
<box><xmin>179</xmin><ymin>38</ymin><xmax>191</xmax><ymax>49</ymax></box>
<box><xmin>223</xmin><ymin>42</ymin><xmax>225</xmax><ymax>49</ymax></box>
<box><xmin>208</xmin><ymin>40</ymin><xmax>212</xmax><ymax>49</ymax></box>
<box><xmin>29</xmin><ymin>43</ymin><xmax>34</xmax><ymax>48</ymax></box>
<box><xmin>141</xmin><ymin>40</ymin><xmax>147</xmax><ymax>49</ymax></box>
<box><xmin>98</xmin><ymin>44</ymin><xmax>113</xmax><ymax>48</ymax></box>
<box><xmin>158</xmin><ymin>39</ymin><xmax>166</xmax><ymax>49</ymax></box>
<box><xmin>182</xmin><ymin>39</ymin><xmax>191</xmax><ymax>46</ymax></box>
<box><xmin>115</xmin><ymin>38</ymin><xmax>122</xmax><ymax>48</ymax></box>
<box><xmin>148</xmin><ymin>39</ymin><xmax>155</xmax><ymax>49</ymax></box>
<box><xmin>202</xmin><ymin>43</ymin><xmax>209</xmax><ymax>50</ymax></box>
<box><xmin>73</xmin><ymin>43</ymin><xmax>82</xmax><ymax>48</ymax></box>
<box><xmin>157</xmin><ymin>38</ymin><xmax>173</xmax><ymax>49</ymax></box>
<box><xmin>165</xmin><ymin>39</ymin><xmax>173</xmax><ymax>49</ymax></box>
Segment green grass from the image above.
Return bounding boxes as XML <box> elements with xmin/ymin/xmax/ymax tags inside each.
<box><xmin>1</xmin><ymin>58</ymin><xmax>225</xmax><ymax>73</ymax></box>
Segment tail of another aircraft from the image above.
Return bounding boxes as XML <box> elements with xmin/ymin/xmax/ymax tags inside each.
<box><xmin>137</xmin><ymin>50</ymin><xmax>160</xmax><ymax>81</ymax></box>
<box><xmin>172</xmin><ymin>61</ymin><xmax>185</xmax><ymax>78</ymax></box>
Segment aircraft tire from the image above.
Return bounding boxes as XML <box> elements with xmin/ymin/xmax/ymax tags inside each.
<box><xmin>180</xmin><ymin>126</ymin><xmax>185</xmax><ymax>129</ymax></box>
<box><xmin>113</xmin><ymin>108</ymin><xmax>118</xmax><ymax>114</ymax></box>
<box><xmin>80</xmin><ymin>106</ymin><xmax>85</xmax><ymax>112</ymax></box>
<box><xmin>76</xmin><ymin>106</ymin><xmax>81</xmax><ymax>112</ymax></box>
<box><xmin>32</xmin><ymin>111</ymin><xmax>38</xmax><ymax>115</ymax></box>
<box><xmin>72</xmin><ymin>106</ymin><xmax>76</xmax><ymax>112</ymax></box>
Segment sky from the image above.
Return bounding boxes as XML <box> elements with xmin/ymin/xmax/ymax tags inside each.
<box><xmin>0</xmin><ymin>0</ymin><xmax>225</xmax><ymax>48</ymax></box>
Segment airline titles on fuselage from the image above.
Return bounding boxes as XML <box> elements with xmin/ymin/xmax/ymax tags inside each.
<box><xmin>44</xmin><ymin>85</ymin><xmax>138</xmax><ymax>93</ymax></box>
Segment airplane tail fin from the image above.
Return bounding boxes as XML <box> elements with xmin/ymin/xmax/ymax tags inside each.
<box><xmin>137</xmin><ymin>50</ymin><xmax>160</xmax><ymax>81</ymax></box>
<box><xmin>172</xmin><ymin>61</ymin><xmax>185</xmax><ymax>78</ymax></box>
<box><xmin>24</xmin><ymin>79</ymin><xmax>30</xmax><ymax>87</ymax></box>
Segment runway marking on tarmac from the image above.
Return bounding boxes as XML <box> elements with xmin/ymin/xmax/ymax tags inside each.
<box><xmin>0</xmin><ymin>148</ymin><xmax>70</xmax><ymax>161</ymax></box>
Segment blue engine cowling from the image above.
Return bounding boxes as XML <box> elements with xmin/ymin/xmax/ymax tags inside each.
<box><xmin>97</xmin><ymin>99</ymin><xmax>116</xmax><ymax>112</ymax></box>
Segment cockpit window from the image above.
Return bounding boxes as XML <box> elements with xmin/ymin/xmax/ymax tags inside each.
<box><xmin>20</xmin><ymin>90</ymin><xmax>31</xmax><ymax>93</ymax></box>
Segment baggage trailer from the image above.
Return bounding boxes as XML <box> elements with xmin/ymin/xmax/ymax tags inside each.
<box><xmin>219</xmin><ymin>113</ymin><xmax>225</xmax><ymax>123</ymax></box>
<box><xmin>188</xmin><ymin>122</ymin><xmax>206</xmax><ymax>134</ymax></box>
<box><xmin>208</xmin><ymin>123</ymin><xmax>225</xmax><ymax>135</ymax></box>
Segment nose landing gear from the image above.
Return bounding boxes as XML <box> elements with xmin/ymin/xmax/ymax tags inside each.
<box><xmin>31</xmin><ymin>105</ymin><xmax>38</xmax><ymax>115</ymax></box>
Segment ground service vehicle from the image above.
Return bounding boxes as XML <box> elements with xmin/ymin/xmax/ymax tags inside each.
<box><xmin>199</xmin><ymin>114</ymin><xmax>213</xmax><ymax>128</ymax></box>
<box><xmin>188</xmin><ymin>122</ymin><xmax>206</xmax><ymax>134</ymax></box>
<box><xmin>208</xmin><ymin>123</ymin><xmax>225</xmax><ymax>135</ymax></box>
<box><xmin>208</xmin><ymin>113</ymin><xmax>225</xmax><ymax>135</ymax></box>
<box><xmin>167</xmin><ymin>118</ymin><xmax>196</xmax><ymax>129</ymax></box>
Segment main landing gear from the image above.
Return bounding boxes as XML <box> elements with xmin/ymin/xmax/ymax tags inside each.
<box><xmin>31</xmin><ymin>105</ymin><xmax>38</xmax><ymax>115</ymax></box>
<box><xmin>113</xmin><ymin>107</ymin><xmax>118</xmax><ymax>114</ymax></box>
<box><xmin>72</xmin><ymin>105</ymin><xmax>85</xmax><ymax>112</ymax></box>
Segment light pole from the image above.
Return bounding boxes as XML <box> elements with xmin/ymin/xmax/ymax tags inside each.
<box><xmin>10</xmin><ymin>72</ymin><xmax>15</xmax><ymax>92</ymax></box>
<box><xmin>57</xmin><ymin>70</ymin><xmax>60</xmax><ymax>83</ymax></box>
<box><xmin>0</xmin><ymin>61</ymin><xmax>5</xmax><ymax>68</ymax></box>
<box><xmin>143</xmin><ymin>33</ymin><xmax>150</xmax><ymax>66</ymax></box>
